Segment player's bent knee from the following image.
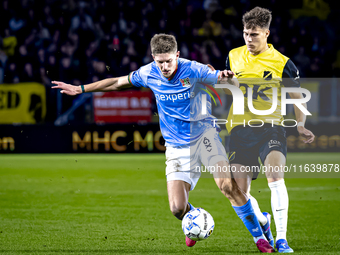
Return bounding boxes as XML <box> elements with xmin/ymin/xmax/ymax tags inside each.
<box><xmin>169</xmin><ymin>203</ymin><xmax>187</xmax><ymax>220</ymax></box>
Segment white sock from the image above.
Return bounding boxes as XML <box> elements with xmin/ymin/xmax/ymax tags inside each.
<box><xmin>268</xmin><ymin>179</ymin><xmax>288</xmax><ymax>241</ymax></box>
<box><xmin>249</xmin><ymin>195</ymin><xmax>268</xmax><ymax>226</ymax></box>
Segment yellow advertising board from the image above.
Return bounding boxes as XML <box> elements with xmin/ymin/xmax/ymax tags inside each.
<box><xmin>0</xmin><ymin>82</ymin><xmax>46</xmax><ymax>124</ymax></box>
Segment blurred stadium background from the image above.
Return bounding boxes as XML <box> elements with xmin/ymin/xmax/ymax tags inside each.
<box><xmin>0</xmin><ymin>0</ymin><xmax>339</xmax><ymax>153</ymax></box>
<box><xmin>0</xmin><ymin>0</ymin><xmax>340</xmax><ymax>254</ymax></box>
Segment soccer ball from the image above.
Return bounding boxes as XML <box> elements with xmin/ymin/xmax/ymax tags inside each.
<box><xmin>182</xmin><ymin>208</ymin><xmax>215</xmax><ymax>241</ymax></box>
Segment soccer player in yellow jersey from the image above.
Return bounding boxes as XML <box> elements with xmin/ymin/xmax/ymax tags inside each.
<box><xmin>225</xmin><ymin>7</ymin><xmax>315</xmax><ymax>253</ymax></box>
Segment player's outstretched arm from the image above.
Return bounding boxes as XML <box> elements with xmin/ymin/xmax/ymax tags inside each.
<box><xmin>51</xmin><ymin>75</ymin><xmax>133</xmax><ymax>96</ymax></box>
<box><xmin>289</xmin><ymin>91</ymin><xmax>315</xmax><ymax>144</ymax></box>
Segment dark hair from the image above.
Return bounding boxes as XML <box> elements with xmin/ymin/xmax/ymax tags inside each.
<box><xmin>150</xmin><ymin>34</ymin><xmax>177</xmax><ymax>55</ymax></box>
<box><xmin>242</xmin><ymin>7</ymin><xmax>272</xmax><ymax>29</ymax></box>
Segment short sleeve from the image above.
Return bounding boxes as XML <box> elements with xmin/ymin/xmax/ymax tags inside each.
<box><xmin>190</xmin><ymin>61</ymin><xmax>219</xmax><ymax>86</ymax></box>
<box><xmin>129</xmin><ymin>66</ymin><xmax>150</xmax><ymax>88</ymax></box>
<box><xmin>282</xmin><ymin>59</ymin><xmax>300</xmax><ymax>87</ymax></box>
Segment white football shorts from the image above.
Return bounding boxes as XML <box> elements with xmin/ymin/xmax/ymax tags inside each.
<box><xmin>166</xmin><ymin>128</ymin><xmax>228</xmax><ymax>190</ymax></box>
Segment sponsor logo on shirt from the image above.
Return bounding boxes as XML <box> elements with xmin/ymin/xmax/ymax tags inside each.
<box><xmin>155</xmin><ymin>91</ymin><xmax>195</xmax><ymax>103</ymax></box>
<box><xmin>180</xmin><ymin>77</ymin><xmax>191</xmax><ymax>88</ymax></box>
<box><xmin>263</xmin><ymin>71</ymin><xmax>273</xmax><ymax>80</ymax></box>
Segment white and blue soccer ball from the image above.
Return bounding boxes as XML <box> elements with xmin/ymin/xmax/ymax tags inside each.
<box><xmin>182</xmin><ymin>208</ymin><xmax>215</xmax><ymax>241</ymax></box>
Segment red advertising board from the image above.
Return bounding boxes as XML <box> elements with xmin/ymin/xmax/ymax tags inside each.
<box><xmin>93</xmin><ymin>91</ymin><xmax>153</xmax><ymax>123</ymax></box>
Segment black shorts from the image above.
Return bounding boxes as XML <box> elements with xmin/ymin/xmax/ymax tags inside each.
<box><xmin>228</xmin><ymin>124</ymin><xmax>287</xmax><ymax>180</ymax></box>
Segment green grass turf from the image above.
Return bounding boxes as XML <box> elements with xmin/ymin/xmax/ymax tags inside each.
<box><xmin>0</xmin><ymin>153</ymin><xmax>339</xmax><ymax>255</ymax></box>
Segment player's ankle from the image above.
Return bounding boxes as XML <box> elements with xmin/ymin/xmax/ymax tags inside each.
<box><xmin>276</xmin><ymin>231</ymin><xmax>287</xmax><ymax>242</ymax></box>
<box><xmin>253</xmin><ymin>234</ymin><xmax>267</xmax><ymax>243</ymax></box>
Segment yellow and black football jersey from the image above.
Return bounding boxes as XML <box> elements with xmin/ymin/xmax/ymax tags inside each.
<box><xmin>225</xmin><ymin>44</ymin><xmax>300</xmax><ymax>133</ymax></box>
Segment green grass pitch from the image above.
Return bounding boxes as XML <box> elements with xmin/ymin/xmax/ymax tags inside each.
<box><xmin>0</xmin><ymin>153</ymin><xmax>340</xmax><ymax>255</ymax></box>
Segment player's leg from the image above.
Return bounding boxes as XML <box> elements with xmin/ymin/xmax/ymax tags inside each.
<box><xmin>200</xmin><ymin>129</ymin><xmax>249</xmax><ymax>206</ymax></box>
<box><xmin>231</xmin><ymin>163</ymin><xmax>274</xmax><ymax>249</ymax></box>
<box><xmin>166</xmin><ymin>145</ymin><xmax>197</xmax><ymax>220</ymax></box>
<box><xmin>248</xmin><ymin>194</ymin><xmax>274</xmax><ymax>248</ymax></box>
<box><xmin>263</xmin><ymin>150</ymin><xmax>293</xmax><ymax>253</ymax></box>
<box><xmin>166</xmin><ymin>175</ymin><xmax>197</xmax><ymax>247</ymax></box>
<box><xmin>165</xmin><ymin>145</ymin><xmax>200</xmax><ymax>247</ymax></box>
<box><xmin>232</xmin><ymin>164</ymin><xmax>266</xmax><ymax>221</ymax></box>
<box><xmin>212</xmin><ymin>161</ymin><xmax>248</xmax><ymax>206</ymax></box>
<box><xmin>231</xmin><ymin>163</ymin><xmax>274</xmax><ymax>247</ymax></box>
<box><xmin>212</xmin><ymin>162</ymin><xmax>274</xmax><ymax>253</ymax></box>
<box><xmin>260</xmin><ymin>126</ymin><xmax>293</xmax><ymax>253</ymax></box>
<box><xmin>230</xmin><ymin>164</ymin><xmax>252</xmax><ymax>195</ymax></box>
<box><xmin>167</xmin><ymin>179</ymin><xmax>191</xmax><ymax>220</ymax></box>
<box><xmin>227</xmin><ymin>128</ymin><xmax>275</xmax><ymax>253</ymax></box>
<box><xmin>201</xmin><ymin>129</ymin><xmax>274</xmax><ymax>252</ymax></box>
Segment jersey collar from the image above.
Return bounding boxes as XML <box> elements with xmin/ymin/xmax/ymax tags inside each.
<box><xmin>249</xmin><ymin>44</ymin><xmax>274</xmax><ymax>58</ymax></box>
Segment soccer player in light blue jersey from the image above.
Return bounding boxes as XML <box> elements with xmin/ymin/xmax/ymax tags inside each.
<box><xmin>52</xmin><ymin>33</ymin><xmax>274</xmax><ymax>253</ymax></box>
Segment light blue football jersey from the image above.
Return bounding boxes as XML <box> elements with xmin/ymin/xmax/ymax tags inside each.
<box><xmin>129</xmin><ymin>58</ymin><xmax>220</xmax><ymax>147</ymax></box>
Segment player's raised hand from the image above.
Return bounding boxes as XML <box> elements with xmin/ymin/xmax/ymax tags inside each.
<box><xmin>51</xmin><ymin>81</ymin><xmax>81</xmax><ymax>96</ymax></box>
<box><xmin>207</xmin><ymin>64</ymin><xmax>239</xmax><ymax>95</ymax></box>
<box><xmin>219</xmin><ymin>70</ymin><xmax>239</xmax><ymax>89</ymax></box>
<box><xmin>219</xmin><ymin>69</ymin><xmax>235</xmax><ymax>79</ymax></box>
<box><xmin>297</xmin><ymin>126</ymin><xmax>315</xmax><ymax>143</ymax></box>
<box><xmin>207</xmin><ymin>64</ymin><xmax>235</xmax><ymax>79</ymax></box>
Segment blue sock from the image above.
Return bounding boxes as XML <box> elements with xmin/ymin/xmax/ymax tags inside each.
<box><xmin>232</xmin><ymin>199</ymin><xmax>264</xmax><ymax>238</ymax></box>
<box><xmin>188</xmin><ymin>202</ymin><xmax>194</xmax><ymax>211</ymax></box>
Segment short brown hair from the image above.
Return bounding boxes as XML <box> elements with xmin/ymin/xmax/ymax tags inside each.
<box><xmin>150</xmin><ymin>34</ymin><xmax>177</xmax><ymax>55</ymax></box>
<box><xmin>242</xmin><ymin>7</ymin><xmax>272</xmax><ymax>29</ymax></box>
